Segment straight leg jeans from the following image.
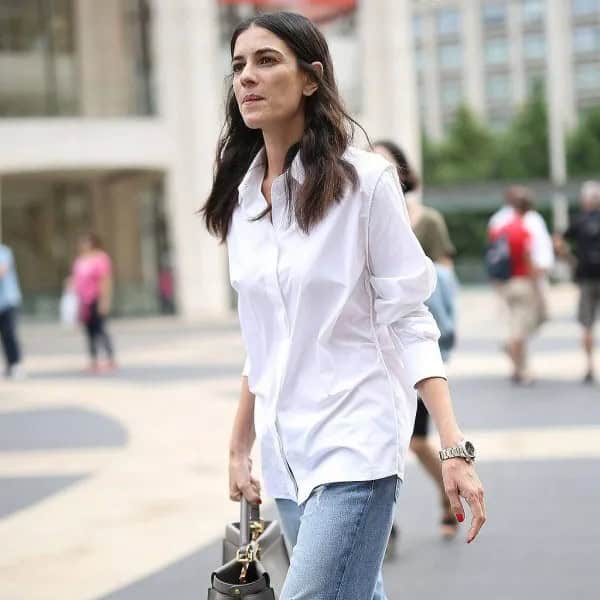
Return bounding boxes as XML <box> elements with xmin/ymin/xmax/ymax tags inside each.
<box><xmin>275</xmin><ymin>475</ymin><xmax>400</xmax><ymax>600</ymax></box>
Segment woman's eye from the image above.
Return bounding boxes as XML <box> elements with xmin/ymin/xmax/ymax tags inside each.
<box><xmin>232</xmin><ymin>63</ymin><xmax>243</xmax><ymax>74</ymax></box>
<box><xmin>259</xmin><ymin>56</ymin><xmax>276</xmax><ymax>65</ymax></box>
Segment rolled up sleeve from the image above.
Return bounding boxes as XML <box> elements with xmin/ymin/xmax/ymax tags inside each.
<box><xmin>242</xmin><ymin>355</ymin><xmax>251</xmax><ymax>377</ymax></box>
<box><xmin>368</xmin><ymin>167</ymin><xmax>446</xmax><ymax>387</ymax></box>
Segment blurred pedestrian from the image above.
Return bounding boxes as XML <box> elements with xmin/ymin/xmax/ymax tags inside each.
<box><xmin>202</xmin><ymin>13</ymin><xmax>485</xmax><ymax>600</ymax></box>
<box><xmin>489</xmin><ymin>191</ymin><xmax>539</xmax><ymax>384</ymax></box>
<box><xmin>489</xmin><ymin>186</ymin><xmax>554</xmax><ymax>327</ymax></box>
<box><xmin>71</xmin><ymin>233</ymin><xmax>116</xmax><ymax>373</ymax></box>
<box><xmin>0</xmin><ymin>243</ymin><xmax>25</xmax><ymax>379</ymax></box>
<box><xmin>158</xmin><ymin>258</ymin><xmax>175</xmax><ymax>314</ymax></box>
<box><xmin>374</xmin><ymin>140</ymin><xmax>459</xmax><ymax>542</ymax></box>
<box><xmin>562</xmin><ymin>181</ymin><xmax>600</xmax><ymax>383</ymax></box>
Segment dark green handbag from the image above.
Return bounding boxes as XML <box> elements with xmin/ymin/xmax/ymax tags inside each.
<box><xmin>207</xmin><ymin>499</ymin><xmax>289</xmax><ymax>599</ymax></box>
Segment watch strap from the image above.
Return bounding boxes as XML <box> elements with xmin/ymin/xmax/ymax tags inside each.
<box><xmin>439</xmin><ymin>444</ymin><xmax>474</xmax><ymax>462</ymax></box>
<box><xmin>439</xmin><ymin>446</ymin><xmax>466</xmax><ymax>461</ymax></box>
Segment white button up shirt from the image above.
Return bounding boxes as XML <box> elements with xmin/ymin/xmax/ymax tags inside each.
<box><xmin>228</xmin><ymin>146</ymin><xmax>445</xmax><ymax>504</ymax></box>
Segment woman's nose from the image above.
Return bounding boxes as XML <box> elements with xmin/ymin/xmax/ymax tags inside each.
<box><xmin>240</xmin><ymin>64</ymin><xmax>258</xmax><ymax>86</ymax></box>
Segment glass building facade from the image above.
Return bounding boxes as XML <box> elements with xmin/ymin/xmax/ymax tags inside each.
<box><xmin>0</xmin><ymin>1</ymin><xmax>172</xmax><ymax>317</ymax></box>
<box><xmin>412</xmin><ymin>0</ymin><xmax>600</xmax><ymax>138</ymax></box>
<box><xmin>0</xmin><ymin>0</ymin><xmax>154</xmax><ymax>117</ymax></box>
<box><xmin>1</xmin><ymin>172</ymin><xmax>172</xmax><ymax>317</ymax></box>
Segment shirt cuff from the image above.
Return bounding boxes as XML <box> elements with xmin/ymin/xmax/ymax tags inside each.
<box><xmin>399</xmin><ymin>339</ymin><xmax>446</xmax><ymax>389</ymax></box>
<box><xmin>242</xmin><ymin>356</ymin><xmax>251</xmax><ymax>377</ymax></box>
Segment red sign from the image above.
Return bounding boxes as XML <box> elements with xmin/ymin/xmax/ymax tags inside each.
<box><xmin>219</xmin><ymin>0</ymin><xmax>357</xmax><ymax>23</ymax></box>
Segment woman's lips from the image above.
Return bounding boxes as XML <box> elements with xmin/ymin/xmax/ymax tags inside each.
<box><xmin>243</xmin><ymin>95</ymin><xmax>265</xmax><ymax>104</ymax></box>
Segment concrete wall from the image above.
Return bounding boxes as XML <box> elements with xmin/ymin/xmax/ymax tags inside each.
<box><xmin>360</xmin><ymin>0</ymin><xmax>421</xmax><ymax>175</ymax></box>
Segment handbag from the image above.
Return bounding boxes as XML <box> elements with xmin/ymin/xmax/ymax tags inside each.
<box><xmin>207</xmin><ymin>499</ymin><xmax>290</xmax><ymax>599</ymax></box>
<box><xmin>59</xmin><ymin>289</ymin><xmax>79</xmax><ymax>328</ymax></box>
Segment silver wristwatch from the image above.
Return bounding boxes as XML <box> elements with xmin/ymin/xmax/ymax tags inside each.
<box><xmin>439</xmin><ymin>439</ymin><xmax>476</xmax><ymax>463</ymax></box>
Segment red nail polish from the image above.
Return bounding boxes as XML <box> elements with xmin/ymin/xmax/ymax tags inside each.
<box><xmin>456</xmin><ymin>513</ymin><xmax>464</xmax><ymax>523</ymax></box>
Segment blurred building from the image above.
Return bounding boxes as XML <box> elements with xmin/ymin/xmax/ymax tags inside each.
<box><xmin>0</xmin><ymin>0</ymin><xmax>228</xmax><ymax>318</ymax></box>
<box><xmin>412</xmin><ymin>0</ymin><xmax>600</xmax><ymax>139</ymax></box>
<box><xmin>0</xmin><ymin>0</ymin><xmax>419</xmax><ymax>318</ymax></box>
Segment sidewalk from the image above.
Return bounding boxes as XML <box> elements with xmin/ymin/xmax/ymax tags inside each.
<box><xmin>1</xmin><ymin>284</ymin><xmax>599</xmax><ymax>599</ymax></box>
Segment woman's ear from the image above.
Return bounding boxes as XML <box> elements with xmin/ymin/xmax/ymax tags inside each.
<box><xmin>303</xmin><ymin>61</ymin><xmax>323</xmax><ymax>96</ymax></box>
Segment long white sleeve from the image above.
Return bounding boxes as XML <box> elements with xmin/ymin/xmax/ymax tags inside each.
<box><xmin>367</xmin><ymin>168</ymin><xmax>446</xmax><ymax>387</ymax></box>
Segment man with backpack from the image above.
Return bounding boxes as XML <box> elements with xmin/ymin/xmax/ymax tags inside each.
<box><xmin>489</xmin><ymin>186</ymin><xmax>555</xmax><ymax>273</ymax></box>
<box><xmin>562</xmin><ymin>181</ymin><xmax>600</xmax><ymax>384</ymax></box>
<box><xmin>489</xmin><ymin>189</ymin><xmax>541</xmax><ymax>384</ymax></box>
<box><xmin>488</xmin><ymin>186</ymin><xmax>554</xmax><ymax>322</ymax></box>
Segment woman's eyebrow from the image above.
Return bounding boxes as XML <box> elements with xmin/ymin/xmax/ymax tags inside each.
<box><xmin>232</xmin><ymin>47</ymin><xmax>284</xmax><ymax>62</ymax></box>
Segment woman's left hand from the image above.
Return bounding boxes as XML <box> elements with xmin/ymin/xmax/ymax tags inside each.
<box><xmin>442</xmin><ymin>459</ymin><xmax>486</xmax><ymax>543</ymax></box>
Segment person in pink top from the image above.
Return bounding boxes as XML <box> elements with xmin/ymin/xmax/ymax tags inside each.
<box><xmin>71</xmin><ymin>233</ymin><xmax>116</xmax><ymax>372</ymax></box>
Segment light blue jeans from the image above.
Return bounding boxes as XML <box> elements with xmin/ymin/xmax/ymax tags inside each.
<box><xmin>275</xmin><ymin>475</ymin><xmax>400</xmax><ymax>600</ymax></box>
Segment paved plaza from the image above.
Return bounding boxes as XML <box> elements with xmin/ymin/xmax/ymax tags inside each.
<box><xmin>1</xmin><ymin>285</ymin><xmax>599</xmax><ymax>600</ymax></box>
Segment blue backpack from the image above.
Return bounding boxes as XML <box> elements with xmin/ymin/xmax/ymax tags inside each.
<box><xmin>485</xmin><ymin>234</ymin><xmax>512</xmax><ymax>281</ymax></box>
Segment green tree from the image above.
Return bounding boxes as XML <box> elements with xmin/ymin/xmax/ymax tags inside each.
<box><xmin>421</xmin><ymin>132</ymin><xmax>441</xmax><ymax>183</ymax></box>
<box><xmin>493</xmin><ymin>82</ymin><xmax>549</xmax><ymax>180</ymax></box>
<box><xmin>567</xmin><ymin>107</ymin><xmax>600</xmax><ymax>176</ymax></box>
<box><xmin>422</xmin><ymin>105</ymin><xmax>496</xmax><ymax>184</ymax></box>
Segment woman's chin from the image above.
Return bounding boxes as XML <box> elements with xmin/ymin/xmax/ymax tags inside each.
<box><xmin>241</xmin><ymin>115</ymin><xmax>265</xmax><ymax>130</ymax></box>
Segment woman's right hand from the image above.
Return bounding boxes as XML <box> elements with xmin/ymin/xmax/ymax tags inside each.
<box><xmin>229</xmin><ymin>454</ymin><xmax>262</xmax><ymax>504</ymax></box>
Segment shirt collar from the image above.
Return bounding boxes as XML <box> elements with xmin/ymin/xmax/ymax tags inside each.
<box><xmin>237</xmin><ymin>146</ymin><xmax>305</xmax><ymax>207</ymax></box>
<box><xmin>289</xmin><ymin>149</ymin><xmax>305</xmax><ymax>186</ymax></box>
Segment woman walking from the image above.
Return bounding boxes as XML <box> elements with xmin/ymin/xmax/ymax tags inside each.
<box><xmin>203</xmin><ymin>12</ymin><xmax>485</xmax><ymax>600</ymax></box>
<box><xmin>71</xmin><ymin>233</ymin><xmax>116</xmax><ymax>373</ymax></box>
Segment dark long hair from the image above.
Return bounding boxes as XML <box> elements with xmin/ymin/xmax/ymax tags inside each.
<box><xmin>202</xmin><ymin>11</ymin><xmax>367</xmax><ymax>242</ymax></box>
<box><xmin>373</xmin><ymin>140</ymin><xmax>420</xmax><ymax>194</ymax></box>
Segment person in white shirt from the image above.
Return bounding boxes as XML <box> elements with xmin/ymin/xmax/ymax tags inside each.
<box><xmin>202</xmin><ymin>12</ymin><xmax>485</xmax><ymax>600</ymax></box>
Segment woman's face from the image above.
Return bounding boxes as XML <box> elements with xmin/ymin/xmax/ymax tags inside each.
<box><xmin>231</xmin><ymin>26</ymin><xmax>318</xmax><ymax>131</ymax></box>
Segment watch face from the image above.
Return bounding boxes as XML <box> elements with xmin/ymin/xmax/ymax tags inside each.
<box><xmin>465</xmin><ymin>441</ymin><xmax>475</xmax><ymax>457</ymax></box>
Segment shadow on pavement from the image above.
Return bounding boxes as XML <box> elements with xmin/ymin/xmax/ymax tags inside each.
<box><xmin>98</xmin><ymin>539</ymin><xmax>221</xmax><ymax>600</ymax></box>
<box><xmin>0</xmin><ymin>407</ymin><xmax>128</xmax><ymax>451</ymax></box>
<box><xmin>0</xmin><ymin>475</ymin><xmax>88</xmax><ymax>520</ymax></box>
<box><xmin>97</xmin><ymin>506</ymin><xmax>280</xmax><ymax>600</ymax></box>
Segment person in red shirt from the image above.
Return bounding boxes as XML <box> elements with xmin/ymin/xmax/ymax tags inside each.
<box><xmin>490</xmin><ymin>192</ymin><xmax>539</xmax><ymax>384</ymax></box>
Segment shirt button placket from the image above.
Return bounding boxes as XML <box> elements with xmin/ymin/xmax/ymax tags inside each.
<box><xmin>270</xmin><ymin>192</ymin><xmax>296</xmax><ymax>498</ymax></box>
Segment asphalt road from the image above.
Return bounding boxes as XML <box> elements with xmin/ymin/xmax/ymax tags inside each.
<box><xmin>1</xmin><ymin>286</ymin><xmax>599</xmax><ymax>600</ymax></box>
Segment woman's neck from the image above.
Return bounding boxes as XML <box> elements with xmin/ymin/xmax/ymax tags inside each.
<box><xmin>262</xmin><ymin>114</ymin><xmax>305</xmax><ymax>180</ymax></box>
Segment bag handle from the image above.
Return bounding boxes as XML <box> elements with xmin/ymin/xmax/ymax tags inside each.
<box><xmin>238</xmin><ymin>498</ymin><xmax>263</xmax><ymax>583</ymax></box>
<box><xmin>240</xmin><ymin>498</ymin><xmax>261</xmax><ymax>545</ymax></box>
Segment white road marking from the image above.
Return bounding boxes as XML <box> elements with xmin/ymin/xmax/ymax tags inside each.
<box><xmin>1</xmin><ymin>426</ymin><xmax>598</xmax><ymax>480</ymax></box>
